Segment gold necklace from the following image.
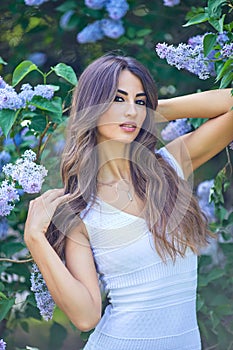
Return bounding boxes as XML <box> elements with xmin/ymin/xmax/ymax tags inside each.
<box><xmin>97</xmin><ymin>179</ymin><xmax>133</xmax><ymax>201</ymax></box>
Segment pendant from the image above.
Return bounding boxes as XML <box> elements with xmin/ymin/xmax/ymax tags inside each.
<box><xmin>127</xmin><ymin>191</ymin><xmax>133</xmax><ymax>201</ymax></box>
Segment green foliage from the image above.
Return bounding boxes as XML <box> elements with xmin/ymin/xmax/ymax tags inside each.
<box><xmin>0</xmin><ymin>0</ymin><xmax>232</xmax><ymax>349</ymax></box>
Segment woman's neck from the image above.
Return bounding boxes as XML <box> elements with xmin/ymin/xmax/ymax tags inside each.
<box><xmin>97</xmin><ymin>140</ymin><xmax>131</xmax><ymax>183</ymax></box>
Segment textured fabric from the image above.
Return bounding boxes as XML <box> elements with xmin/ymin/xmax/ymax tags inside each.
<box><xmin>81</xmin><ymin>147</ymin><xmax>201</xmax><ymax>350</ymax></box>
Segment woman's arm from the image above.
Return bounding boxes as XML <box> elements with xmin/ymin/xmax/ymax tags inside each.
<box><xmin>156</xmin><ymin>89</ymin><xmax>233</xmax><ymax>177</ymax></box>
<box><xmin>24</xmin><ymin>189</ymin><xmax>102</xmax><ymax>331</ymax></box>
<box><xmin>156</xmin><ymin>89</ymin><xmax>232</xmax><ymax>122</ymax></box>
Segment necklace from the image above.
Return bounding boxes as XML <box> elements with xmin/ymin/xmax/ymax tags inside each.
<box><xmin>97</xmin><ymin>179</ymin><xmax>134</xmax><ymax>201</ymax></box>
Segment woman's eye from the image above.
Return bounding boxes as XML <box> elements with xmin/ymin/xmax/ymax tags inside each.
<box><xmin>114</xmin><ymin>96</ymin><xmax>124</xmax><ymax>102</ymax></box>
<box><xmin>136</xmin><ymin>100</ymin><xmax>146</xmax><ymax>106</ymax></box>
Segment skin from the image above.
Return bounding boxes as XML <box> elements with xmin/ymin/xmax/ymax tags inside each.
<box><xmin>24</xmin><ymin>69</ymin><xmax>233</xmax><ymax>331</ymax></box>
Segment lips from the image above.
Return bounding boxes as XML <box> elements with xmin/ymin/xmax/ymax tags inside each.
<box><xmin>119</xmin><ymin>121</ymin><xmax>137</xmax><ymax>128</ymax></box>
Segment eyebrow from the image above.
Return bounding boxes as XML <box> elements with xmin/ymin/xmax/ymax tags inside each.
<box><xmin>117</xmin><ymin>89</ymin><xmax>146</xmax><ymax>97</ymax></box>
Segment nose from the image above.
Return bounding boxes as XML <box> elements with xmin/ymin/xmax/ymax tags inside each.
<box><xmin>125</xmin><ymin>102</ymin><xmax>137</xmax><ymax>117</ymax></box>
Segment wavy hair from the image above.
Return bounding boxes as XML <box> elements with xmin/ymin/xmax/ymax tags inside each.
<box><xmin>46</xmin><ymin>53</ymin><xmax>212</xmax><ymax>261</ymax></box>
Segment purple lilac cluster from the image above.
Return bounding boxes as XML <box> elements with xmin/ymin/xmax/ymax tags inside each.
<box><xmin>229</xmin><ymin>141</ymin><xmax>233</xmax><ymax>150</ymax></box>
<box><xmin>196</xmin><ymin>179</ymin><xmax>216</xmax><ymax>223</ymax></box>
<box><xmin>156</xmin><ymin>32</ymin><xmax>231</xmax><ymax>80</ymax></box>
<box><xmin>30</xmin><ymin>263</ymin><xmax>55</xmax><ymax>321</ymax></box>
<box><xmin>0</xmin><ymin>339</ymin><xmax>6</xmax><ymax>350</ymax></box>
<box><xmin>163</xmin><ymin>0</ymin><xmax>180</xmax><ymax>6</ymax></box>
<box><xmin>24</xmin><ymin>0</ymin><xmax>48</xmax><ymax>6</ymax></box>
<box><xmin>161</xmin><ymin>118</ymin><xmax>192</xmax><ymax>141</ymax></box>
<box><xmin>0</xmin><ymin>180</ymin><xmax>19</xmax><ymax>216</ymax></box>
<box><xmin>3</xmin><ymin>150</ymin><xmax>47</xmax><ymax>195</ymax></box>
<box><xmin>0</xmin><ymin>151</ymin><xmax>11</xmax><ymax>172</ymax></box>
<box><xmin>77</xmin><ymin>0</ymin><xmax>129</xmax><ymax>43</ymax></box>
<box><xmin>0</xmin><ymin>78</ymin><xmax>55</xmax><ymax>111</ymax></box>
<box><xmin>0</xmin><ymin>217</ymin><xmax>8</xmax><ymax>240</ymax></box>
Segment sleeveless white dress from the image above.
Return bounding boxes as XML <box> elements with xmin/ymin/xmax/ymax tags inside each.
<box><xmin>81</xmin><ymin>148</ymin><xmax>201</xmax><ymax>350</ymax></box>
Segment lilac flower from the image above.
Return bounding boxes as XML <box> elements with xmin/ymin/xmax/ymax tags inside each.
<box><xmin>161</xmin><ymin>119</ymin><xmax>192</xmax><ymax>141</ymax></box>
<box><xmin>28</xmin><ymin>52</ymin><xmax>47</xmax><ymax>66</ymax></box>
<box><xmin>163</xmin><ymin>0</ymin><xmax>180</xmax><ymax>6</ymax></box>
<box><xmin>34</xmin><ymin>85</ymin><xmax>54</xmax><ymax>99</ymax></box>
<box><xmin>105</xmin><ymin>0</ymin><xmax>129</xmax><ymax>20</ymax></box>
<box><xmin>30</xmin><ymin>263</ymin><xmax>55</xmax><ymax>321</ymax></box>
<box><xmin>221</xmin><ymin>43</ymin><xmax>233</xmax><ymax>58</ymax></box>
<box><xmin>196</xmin><ymin>179</ymin><xmax>216</xmax><ymax>223</ymax></box>
<box><xmin>0</xmin><ymin>217</ymin><xmax>8</xmax><ymax>240</ymax></box>
<box><xmin>18</xmin><ymin>84</ymin><xmax>34</xmax><ymax>108</ymax></box>
<box><xmin>0</xmin><ymin>180</ymin><xmax>19</xmax><ymax>216</ymax></box>
<box><xmin>77</xmin><ymin>20</ymin><xmax>104</xmax><ymax>43</ymax></box>
<box><xmin>217</xmin><ymin>32</ymin><xmax>229</xmax><ymax>45</ymax></box>
<box><xmin>0</xmin><ymin>151</ymin><xmax>11</xmax><ymax>172</ymax></box>
<box><xmin>229</xmin><ymin>141</ymin><xmax>233</xmax><ymax>150</ymax></box>
<box><xmin>0</xmin><ymin>339</ymin><xmax>6</xmax><ymax>350</ymax></box>
<box><xmin>0</xmin><ymin>84</ymin><xmax>23</xmax><ymax>110</ymax></box>
<box><xmin>59</xmin><ymin>10</ymin><xmax>75</xmax><ymax>30</ymax></box>
<box><xmin>24</xmin><ymin>0</ymin><xmax>48</xmax><ymax>6</ymax></box>
<box><xmin>85</xmin><ymin>0</ymin><xmax>107</xmax><ymax>9</ymax></box>
<box><xmin>101</xmin><ymin>19</ymin><xmax>125</xmax><ymax>39</ymax></box>
<box><xmin>156</xmin><ymin>41</ymin><xmax>212</xmax><ymax>80</ymax></box>
<box><xmin>0</xmin><ymin>77</ymin><xmax>7</xmax><ymax>89</ymax></box>
<box><xmin>3</xmin><ymin>150</ymin><xmax>47</xmax><ymax>194</ymax></box>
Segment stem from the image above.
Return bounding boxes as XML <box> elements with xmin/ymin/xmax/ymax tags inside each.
<box><xmin>39</xmin><ymin>123</ymin><xmax>57</xmax><ymax>157</ymax></box>
<box><xmin>0</xmin><ymin>257</ymin><xmax>33</xmax><ymax>263</ymax></box>
<box><xmin>36</xmin><ymin>121</ymin><xmax>52</xmax><ymax>161</ymax></box>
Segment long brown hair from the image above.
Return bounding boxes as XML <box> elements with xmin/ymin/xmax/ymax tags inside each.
<box><xmin>46</xmin><ymin>53</ymin><xmax>212</xmax><ymax>261</ymax></box>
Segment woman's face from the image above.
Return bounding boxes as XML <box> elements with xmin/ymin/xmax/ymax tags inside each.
<box><xmin>97</xmin><ymin>70</ymin><xmax>147</xmax><ymax>144</ymax></box>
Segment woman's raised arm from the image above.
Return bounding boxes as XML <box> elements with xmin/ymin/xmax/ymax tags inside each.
<box><xmin>24</xmin><ymin>189</ymin><xmax>102</xmax><ymax>331</ymax></box>
<box><xmin>156</xmin><ymin>89</ymin><xmax>233</xmax><ymax>177</ymax></box>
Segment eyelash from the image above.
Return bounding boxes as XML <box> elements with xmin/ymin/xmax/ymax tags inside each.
<box><xmin>114</xmin><ymin>95</ymin><xmax>146</xmax><ymax>106</ymax></box>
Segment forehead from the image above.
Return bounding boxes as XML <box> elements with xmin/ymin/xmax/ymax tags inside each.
<box><xmin>117</xmin><ymin>70</ymin><xmax>144</xmax><ymax>93</ymax></box>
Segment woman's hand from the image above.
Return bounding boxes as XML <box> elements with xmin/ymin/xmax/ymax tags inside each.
<box><xmin>24</xmin><ymin>189</ymin><xmax>70</xmax><ymax>244</ymax></box>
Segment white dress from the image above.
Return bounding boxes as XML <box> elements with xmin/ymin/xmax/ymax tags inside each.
<box><xmin>81</xmin><ymin>148</ymin><xmax>201</xmax><ymax>350</ymax></box>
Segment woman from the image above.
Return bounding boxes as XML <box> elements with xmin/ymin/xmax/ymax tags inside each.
<box><xmin>24</xmin><ymin>54</ymin><xmax>233</xmax><ymax>350</ymax></box>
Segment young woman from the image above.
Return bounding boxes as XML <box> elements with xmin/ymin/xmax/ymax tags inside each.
<box><xmin>24</xmin><ymin>54</ymin><xmax>233</xmax><ymax>350</ymax></box>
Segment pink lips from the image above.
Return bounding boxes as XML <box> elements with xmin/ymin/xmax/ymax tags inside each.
<box><xmin>119</xmin><ymin>121</ymin><xmax>137</xmax><ymax>132</ymax></box>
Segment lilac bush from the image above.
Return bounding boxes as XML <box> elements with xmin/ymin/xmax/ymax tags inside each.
<box><xmin>106</xmin><ymin>0</ymin><xmax>129</xmax><ymax>20</ymax></box>
<box><xmin>196</xmin><ymin>179</ymin><xmax>216</xmax><ymax>223</ymax></box>
<box><xmin>85</xmin><ymin>0</ymin><xmax>107</xmax><ymax>10</ymax></box>
<box><xmin>77</xmin><ymin>21</ymin><xmax>104</xmax><ymax>44</ymax></box>
<box><xmin>24</xmin><ymin>0</ymin><xmax>48</xmax><ymax>6</ymax></box>
<box><xmin>161</xmin><ymin>118</ymin><xmax>192</xmax><ymax>141</ymax></box>
<box><xmin>0</xmin><ymin>180</ymin><xmax>19</xmax><ymax>216</ymax></box>
<box><xmin>0</xmin><ymin>78</ymin><xmax>55</xmax><ymax>111</ymax></box>
<box><xmin>156</xmin><ymin>32</ymin><xmax>232</xmax><ymax>80</ymax></box>
<box><xmin>101</xmin><ymin>19</ymin><xmax>125</xmax><ymax>39</ymax></box>
<box><xmin>3</xmin><ymin>150</ymin><xmax>47</xmax><ymax>195</ymax></box>
<box><xmin>0</xmin><ymin>217</ymin><xmax>8</xmax><ymax>240</ymax></box>
<box><xmin>0</xmin><ymin>339</ymin><xmax>6</xmax><ymax>350</ymax></box>
<box><xmin>163</xmin><ymin>0</ymin><xmax>180</xmax><ymax>7</ymax></box>
<box><xmin>30</xmin><ymin>263</ymin><xmax>55</xmax><ymax>321</ymax></box>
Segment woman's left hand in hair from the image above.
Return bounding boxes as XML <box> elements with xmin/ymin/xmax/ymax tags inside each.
<box><xmin>24</xmin><ymin>189</ymin><xmax>70</xmax><ymax>244</ymax></box>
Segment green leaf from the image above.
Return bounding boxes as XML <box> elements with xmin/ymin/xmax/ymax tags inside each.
<box><xmin>136</xmin><ymin>28</ymin><xmax>152</xmax><ymax>37</ymax></box>
<box><xmin>209</xmin><ymin>15</ymin><xmax>225</xmax><ymax>32</ymax></box>
<box><xmin>183</xmin><ymin>12</ymin><xmax>209</xmax><ymax>27</ymax></box>
<box><xmin>52</xmin><ymin>63</ymin><xmax>77</xmax><ymax>86</ymax></box>
<box><xmin>215</xmin><ymin>59</ymin><xmax>233</xmax><ymax>82</ymax></box>
<box><xmin>30</xmin><ymin>115</ymin><xmax>47</xmax><ymax>133</ymax></box>
<box><xmin>48</xmin><ymin>322</ymin><xmax>67</xmax><ymax>349</ymax></box>
<box><xmin>0</xmin><ymin>297</ymin><xmax>15</xmax><ymax>321</ymax></box>
<box><xmin>1</xmin><ymin>242</ymin><xmax>25</xmax><ymax>256</ymax></box>
<box><xmin>0</xmin><ymin>109</ymin><xmax>18</xmax><ymax>136</ymax></box>
<box><xmin>0</xmin><ymin>57</ymin><xmax>7</xmax><ymax>65</ymax></box>
<box><xmin>203</xmin><ymin>33</ymin><xmax>217</xmax><ymax>57</ymax></box>
<box><xmin>219</xmin><ymin>71</ymin><xmax>233</xmax><ymax>88</ymax></box>
<box><xmin>207</xmin><ymin>268</ymin><xmax>225</xmax><ymax>283</ymax></box>
<box><xmin>30</xmin><ymin>96</ymin><xmax>62</xmax><ymax>116</ymax></box>
<box><xmin>207</xmin><ymin>0</ymin><xmax>227</xmax><ymax>19</ymax></box>
<box><xmin>12</xmin><ymin>61</ymin><xmax>38</xmax><ymax>87</ymax></box>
